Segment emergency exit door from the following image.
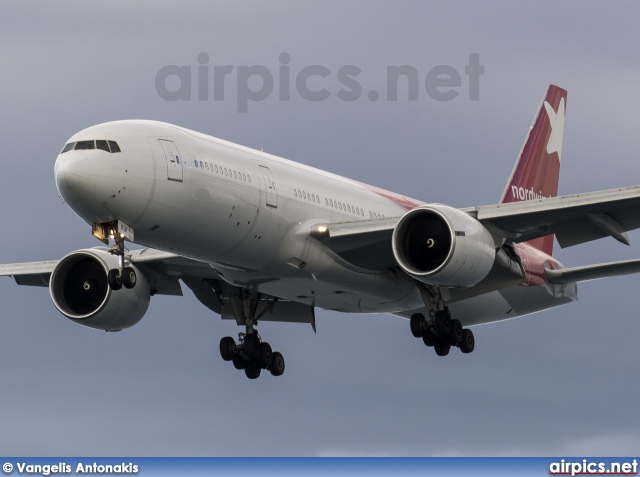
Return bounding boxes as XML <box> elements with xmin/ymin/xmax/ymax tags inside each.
<box><xmin>260</xmin><ymin>165</ymin><xmax>278</xmax><ymax>208</ymax></box>
<box><xmin>159</xmin><ymin>139</ymin><xmax>183</xmax><ymax>182</ymax></box>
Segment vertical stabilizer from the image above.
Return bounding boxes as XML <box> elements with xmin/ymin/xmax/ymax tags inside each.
<box><xmin>499</xmin><ymin>84</ymin><xmax>567</xmax><ymax>255</ymax></box>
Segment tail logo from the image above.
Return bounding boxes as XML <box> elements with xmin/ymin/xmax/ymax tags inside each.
<box><xmin>544</xmin><ymin>97</ymin><xmax>565</xmax><ymax>161</ymax></box>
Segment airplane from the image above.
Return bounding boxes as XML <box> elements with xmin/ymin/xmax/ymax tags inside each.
<box><xmin>3</xmin><ymin>84</ymin><xmax>640</xmax><ymax>380</ymax></box>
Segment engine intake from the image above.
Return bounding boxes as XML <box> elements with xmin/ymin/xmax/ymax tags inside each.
<box><xmin>49</xmin><ymin>249</ymin><xmax>150</xmax><ymax>331</ymax></box>
<box><xmin>392</xmin><ymin>205</ymin><xmax>496</xmax><ymax>288</ymax></box>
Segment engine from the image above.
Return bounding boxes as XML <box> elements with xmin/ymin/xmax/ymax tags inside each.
<box><xmin>49</xmin><ymin>248</ymin><xmax>150</xmax><ymax>331</ymax></box>
<box><xmin>392</xmin><ymin>205</ymin><xmax>496</xmax><ymax>288</ymax></box>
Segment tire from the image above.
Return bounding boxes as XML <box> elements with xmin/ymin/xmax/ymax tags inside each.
<box><xmin>122</xmin><ymin>267</ymin><xmax>137</xmax><ymax>289</ymax></box>
<box><xmin>258</xmin><ymin>342</ymin><xmax>273</xmax><ymax>368</ymax></box>
<box><xmin>434</xmin><ymin>343</ymin><xmax>450</xmax><ymax>357</ymax></box>
<box><xmin>422</xmin><ymin>331</ymin><xmax>436</xmax><ymax>347</ymax></box>
<box><xmin>460</xmin><ymin>329</ymin><xmax>475</xmax><ymax>354</ymax></box>
<box><xmin>269</xmin><ymin>351</ymin><xmax>285</xmax><ymax>377</ymax></box>
<box><xmin>244</xmin><ymin>363</ymin><xmax>261</xmax><ymax>379</ymax></box>
<box><xmin>243</xmin><ymin>334</ymin><xmax>261</xmax><ymax>359</ymax></box>
<box><xmin>449</xmin><ymin>319</ymin><xmax>463</xmax><ymax>345</ymax></box>
<box><xmin>435</xmin><ymin>309</ymin><xmax>451</xmax><ymax>335</ymax></box>
<box><xmin>232</xmin><ymin>355</ymin><xmax>246</xmax><ymax>370</ymax></box>
<box><xmin>410</xmin><ymin>313</ymin><xmax>425</xmax><ymax>338</ymax></box>
<box><xmin>219</xmin><ymin>336</ymin><xmax>236</xmax><ymax>361</ymax></box>
<box><xmin>108</xmin><ymin>269</ymin><xmax>122</xmax><ymax>290</ymax></box>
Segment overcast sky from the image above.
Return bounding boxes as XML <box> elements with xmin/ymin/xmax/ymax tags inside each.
<box><xmin>1</xmin><ymin>1</ymin><xmax>640</xmax><ymax>456</ymax></box>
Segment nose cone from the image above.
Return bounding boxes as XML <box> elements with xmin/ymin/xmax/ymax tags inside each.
<box><xmin>55</xmin><ymin>151</ymin><xmax>90</xmax><ymax>200</ymax></box>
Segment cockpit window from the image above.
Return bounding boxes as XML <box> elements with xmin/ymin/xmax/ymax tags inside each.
<box><xmin>59</xmin><ymin>139</ymin><xmax>122</xmax><ymax>154</ymax></box>
<box><xmin>96</xmin><ymin>140</ymin><xmax>109</xmax><ymax>152</ymax></box>
<box><xmin>75</xmin><ymin>140</ymin><xmax>95</xmax><ymax>150</ymax></box>
<box><xmin>61</xmin><ymin>142</ymin><xmax>75</xmax><ymax>154</ymax></box>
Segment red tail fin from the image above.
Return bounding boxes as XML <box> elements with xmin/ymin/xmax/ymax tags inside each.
<box><xmin>499</xmin><ymin>84</ymin><xmax>567</xmax><ymax>256</ymax></box>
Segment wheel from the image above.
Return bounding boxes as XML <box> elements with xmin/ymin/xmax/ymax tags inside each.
<box><xmin>410</xmin><ymin>313</ymin><xmax>425</xmax><ymax>338</ymax></box>
<box><xmin>258</xmin><ymin>341</ymin><xmax>273</xmax><ymax>368</ymax></box>
<box><xmin>232</xmin><ymin>355</ymin><xmax>246</xmax><ymax>370</ymax></box>
<box><xmin>434</xmin><ymin>309</ymin><xmax>451</xmax><ymax>335</ymax></box>
<box><xmin>243</xmin><ymin>333</ymin><xmax>261</xmax><ymax>359</ymax></box>
<box><xmin>460</xmin><ymin>329</ymin><xmax>475</xmax><ymax>354</ymax></box>
<box><xmin>108</xmin><ymin>269</ymin><xmax>122</xmax><ymax>290</ymax></box>
<box><xmin>434</xmin><ymin>343</ymin><xmax>450</xmax><ymax>357</ymax></box>
<box><xmin>122</xmin><ymin>267</ymin><xmax>137</xmax><ymax>289</ymax></box>
<box><xmin>219</xmin><ymin>336</ymin><xmax>236</xmax><ymax>361</ymax></box>
<box><xmin>244</xmin><ymin>362</ymin><xmax>261</xmax><ymax>379</ymax></box>
<box><xmin>422</xmin><ymin>331</ymin><xmax>436</xmax><ymax>347</ymax></box>
<box><xmin>269</xmin><ymin>351</ymin><xmax>285</xmax><ymax>377</ymax></box>
<box><xmin>448</xmin><ymin>319</ymin><xmax>463</xmax><ymax>345</ymax></box>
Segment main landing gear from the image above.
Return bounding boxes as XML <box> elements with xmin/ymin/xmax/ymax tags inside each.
<box><xmin>219</xmin><ymin>333</ymin><xmax>285</xmax><ymax>379</ymax></box>
<box><xmin>219</xmin><ymin>289</ymin><xmax>285</xmax><ymax>379</ymax></box>
<box><xmin>410</xmin><ymin>308</ymin><xmax>475</xmax><ymax>356</ymax></box>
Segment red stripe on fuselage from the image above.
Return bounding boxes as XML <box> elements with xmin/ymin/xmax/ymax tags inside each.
<box><xmin>515</xmin><ymin>241</ymin><xmax>559</xmax><ymax>287</ymax></box>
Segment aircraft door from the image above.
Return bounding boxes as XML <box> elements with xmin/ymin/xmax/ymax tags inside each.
<box><xmin>259</xmin><ymin>165</ymin><xmax>278</xmax><ymax>208</ymax></box>
<box><xmin>159</xmin><ymin>139</ymin><xmax>183</xmax><ymax>182</ymax></box>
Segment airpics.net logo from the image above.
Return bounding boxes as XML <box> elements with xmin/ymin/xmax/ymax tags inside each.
<box><xmin>155</xmin><ymin>52</ymin><xmax>484</xmax><ymax>112</ymax></box>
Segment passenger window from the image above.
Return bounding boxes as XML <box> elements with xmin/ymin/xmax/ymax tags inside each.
<box><xmin>108</xmin><ymin>141</ymin><xmax>121</xmax><ymax>153</ymax></box>
<box><xmin>233</xmin><ymin>171</ymin><xmax>237</xmax><ymax>179</ymax></box>
<box><xmin>242</xmin><ymin>173</ymin><xmax>246</xmax><ymax>181</ymax></box>
<box><xmin>248</xmin><ymin>176</ymin><xmax>251</xmax><ymax>183</ymax></box>
<box><xmin>338</xmin><ymin>203</ymin><xmax>342</xmax><ymax>211</ymax></box>
<box><xmin>224</xmin><ymin>168</ymin><xmax>228</xmax><ymax>176</ymax></box>
<box><xmin>294</xmin><ymin>189</ymin><xmax>298</xmax><ymax>197</ymax></box>
<box><xmin>205</xmin><ymin>163</ymin><xmax>210</xmax><ymax>171</ymax></box>
<box><xmin>200</xmin><ymin>161</ymin><xmax>204</xmax><ymax>169</ymax></box>
<box><xmin>316</xmin><ymin>195</ymin><xmax>319</xmax><ymax>203</ymax></box>
<box><xmin>75</xmin><ymin>140</ymin><xmax>95</xmax><ymax>150</ymax></box>
<box><xmin>194</xmin><ymin>160</ymin><xmax>198</xmax><ymax>167</ymax></box>
<box><xmin>61</xmin><ymin>142</ymin><xmax>75</xmax><ymax>154</ymax></box>
<box><xmin>303</xmin><ymin>191</ymin><xmax>307</xmax><ymax>200</ymax></box>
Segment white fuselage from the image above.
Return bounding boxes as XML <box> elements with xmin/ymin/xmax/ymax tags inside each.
<box><xmin>54</xmin><ymin>120</ymin><xmax>576</xmax><ymax>326</ymax></box>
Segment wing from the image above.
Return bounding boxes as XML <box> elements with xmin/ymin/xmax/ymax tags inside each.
<box><xmin>0</xmin><ymin>247</ymin><xmax>315</xmax><ymax>326</ymax></box>
<box><xmin>311</xmin><ymin>186</ymin><xmax>640</xmax><ymax>277</ymax></box>
<box><xmin>466</xmin><ymin>185</ymin><xmax>640</xmax><ymax>248</ymax></box>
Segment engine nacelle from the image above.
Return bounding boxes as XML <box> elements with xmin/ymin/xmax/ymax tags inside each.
<box><xmin>49</xmin><ymin>248</ymin><xmax>150</xmax><ymax>331</ymax></box>
<box><xmin>392</xmin><ymin>205</ymin><xmax>496</xmax><ymax>288</ymax></box>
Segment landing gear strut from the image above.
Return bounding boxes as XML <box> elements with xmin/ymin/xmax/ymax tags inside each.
<box><xmin>107</xmin><ymin>233</ymin><xmax>136</xmax><ymax>291</ymax></box>
<box><xmin>219</xmin><ymin>289</ymin><xmax>285</xmax><ymax>379</ymax></box>
<box><xmin>410</xmin><ymin>308</ymin><xmax>475</xmax><ymax>356</ymax></box>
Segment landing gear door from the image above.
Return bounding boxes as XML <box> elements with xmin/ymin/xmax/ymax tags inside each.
<box><xmin>159</xmin><ymin>139</ymin><xmax>183</xmax><ymax>182</ymax></box>
<box><xmin>259</xmin><ymin>165</ymin><xmax>277</xmax><ymax>208</ymax></box>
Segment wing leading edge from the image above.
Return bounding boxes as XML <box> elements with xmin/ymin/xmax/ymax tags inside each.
<box><xmin>311</xmin><ymin>185</ymin><xmax>640</xmax><ymax>282</ymax></box>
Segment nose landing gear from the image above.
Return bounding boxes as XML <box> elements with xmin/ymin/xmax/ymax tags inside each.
<box><xmin>92</xmin><ymin>220</ymin><xmax>137</xmax><ymax>291</ymax></box>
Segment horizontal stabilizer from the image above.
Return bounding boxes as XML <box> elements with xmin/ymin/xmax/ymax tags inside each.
<box><xmin>545</xmin><ymin>258</ymin><xmax>640</xmax><ymax>284</ymax></box>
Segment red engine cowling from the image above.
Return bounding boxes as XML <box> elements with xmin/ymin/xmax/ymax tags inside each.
<box><xmin>49</xmin><ymin>248</ymin><xmax>150</xmax><ymax>331</ymax></box>
<box><xmin>392</xmin><ymin>205</ymin><xmax>496</xmax><ymax>288</ymax></box>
